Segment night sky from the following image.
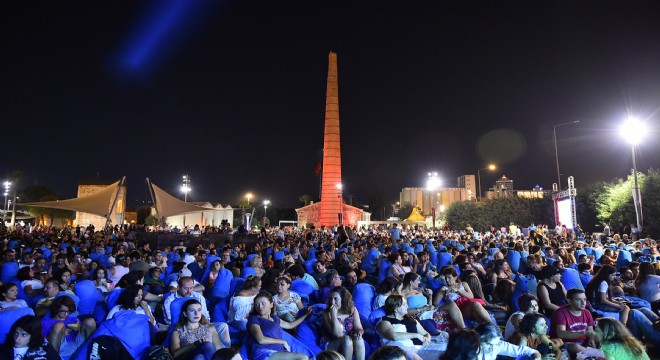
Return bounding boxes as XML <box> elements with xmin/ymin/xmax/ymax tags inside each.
<box><xmin>4</xmin><ymin>0</ymin><xmax>660</xmax><ymax>209</ymax></box>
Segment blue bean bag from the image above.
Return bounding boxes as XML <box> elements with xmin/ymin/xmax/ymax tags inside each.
<box><xmin>273</xmin><ymin>251</ymin><xmax>285</xmax><ymax>262</ymax></box>
<box><xmin>163</xmin><ymin>297</ymin><xmax>189</xmax><ymax>348</ymax></box>
<box><xmin>304</xmin><ymin>259</ymin><xmax>316</xmax><ymax>274</ymax></box>
<box><xmin>291</xmin><ymin>280</ymin><xmax>317</xmax><ymax>305</ymax></box>
<box><xmin>360</xmin><ymin>249</ymin><xmax>380</xmax><ymax>275</ymax></box>
<box><xmin>1</xmin><ymin>262</ymin><xmax>19</xmax><ymax>284</ymax></box>
<box><xmin>241</xmin><ymin>266</ymin><xmax>257</xmax><ymax>278</ymax></box>
<box><xmin>74</xmin><ymin>280</ymin><xmax>106</xmax><ymax>323</ymax></box>
<box><xmin>438</xmin><ymin>252</ymin><xmax>452</xmax><ymax>268</ymax></box>
<box><xmin>353</xmin><ymin>283</ymin><xmax>376</xmax><ymax>321</ymax></box>
<box><xmin>511</xmin><ymin>274</ymin><xmax>529</xmax><ymax>312</ymax></box>
<box><xmin>560</xmin><ymin>267</ymin><xmax>584</xmax><ymax>291</ymax></box>
<box><xmin>205</xmin><ymin>268</ymin><xmax>233</xmax><ymax>306</ymax></box>
<box><xmin>70</xmin><ymin>310</ymin><xmax>152</xmax><ymax>360</ymax></box>
<box><xmin>0</xmin><ymin>307</ymin><xmax>35</xmax><ymax>343</ymax></box>
<box><xmin>378</xmin><ymin>259</ymin><xmax>391</xmax><ymax>283</ymax></box>
<box><xmin>617</xmin><ymin>250</ymin><xmax>632</xmax><ymax>270</ymax></box>
<box><xmin>368</xmin><ymin>307</ymin><xmax>386</xmax><ymax>327</ymax></box>
<box><xmin>506</xmin><ymin>250</ymin><xmax>522</xmax><ymax>273</ymax></box>
<box><xmin>106</xmin><ymin>288</ymin><xmax>124</xmax><ymax>310</ymax></box>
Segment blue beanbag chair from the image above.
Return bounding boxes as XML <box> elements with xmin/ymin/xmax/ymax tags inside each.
<box><xmin>353</xmin><ymin>283</ymin><xmax>376</xmax><ymax>320</ymax></box>
<box><xmin>438</xmin><ymin>252</ymin><xmax>452</xmax><ymax>268</ymax></box>
<box><xmin>206</xmin><ymin>268</ymin><xmax>233</xmax><ymax>305</ymax></box>
<box><xmin>560</xmin><ymin>267</ymin><xmax>584</xmax><ymax>291</ymax></box>
<box><xmin>70</xmin><ymin>310</ymin><xmax>152</xmax><ymax>360</ymax></box>
<box><xmin>1</xmin><ymin>262</ymin><xmax>19</xmax><ymax>284</ymax></box>
<box><xmin>407</xmin><ymin>294</ymin><xmax>428</xmax><ymax>309</ymax></box>
<box><xmin>378</xmin><ymin>259</ymin><xmax>391</xmax><ymax>283</ymax></box>
<box><xmin>506</xmin><ymin>250</ymin><xmax>522</xmax><ymax>273</ymax></box>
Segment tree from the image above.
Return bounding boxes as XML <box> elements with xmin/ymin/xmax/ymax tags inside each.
<box><xmin>137</xmin><ymin>206</ymin><xmax>152</xmax><ymax>224</ymax></box>
<box><xmin>368</xmin><ymin>191</ymin><xmax>389</xmax><ymax>221</ymax></box>
<box><xmin>298</xmin><ymin>194</ymin><xmax>312</xmax><ymax>207</ymax></box>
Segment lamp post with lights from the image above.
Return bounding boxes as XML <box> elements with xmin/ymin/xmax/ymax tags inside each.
<box><xmin>620</xmin><ymin>117</ymin><xmax>646</xmax><ymax>234</ymax></box>
<box><xmin>181</xmin><ymin>175</ymin><xmax>191</xmax><ymax>229</ymax></box>
<box><xmin>263</xmin><ymin>199</ymin><xmax>270</xmax><ymax>226</ymax></box>
<box><xmin>477</xmin><ymin>164</ymin><xmax>496</xmax><ymax>202</ymax></box>
<box><xmin>426</xmin><ymin>172</ymin><xmax>441</xmax><ymax>231</ymax></box>
<box><xmin>336</xmin><ymin>184</ymin><xmax>343</xmax><ymax>225</ymax></box>
<box><xmin>553</xmin><ymin>120</ymin><xmax>580</xmax><ymax>191</ymax></box>
<box><xmin>3</xmin><ymin>181</ymin><xmax>10</xmax><ymax>223</ymax></box>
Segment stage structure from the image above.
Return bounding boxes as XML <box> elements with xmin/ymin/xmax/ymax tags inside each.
<box><xmin>296</xmin><ymin>52</ymin><xmax>369</xmax><ymax>227</ymax></box>
<box><xmin>552</xmin><ymin>176</ymin><xmax>577</xmax><ymax>229</ymax></box>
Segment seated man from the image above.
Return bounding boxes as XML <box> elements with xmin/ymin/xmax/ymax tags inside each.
<box><xmin>550</xmin><ymin>289</ymin><xmax>597</xmax><ymax>358</ymax></box>
<box><xmin>318</xmin><ymin>269</ymin><xmax>342</xmax><ymax>304</ymax></box>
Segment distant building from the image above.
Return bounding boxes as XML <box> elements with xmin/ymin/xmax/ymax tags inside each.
<box><xmin>164</xmin><ymin>202</ymin><xmax>234</xmax><ymax>228</ymax></box>
<box><xmin>399</xmin><ymin>175</ymin><xmax>474</xmax><ymax>216</ymax></box>
<box><xmin>486</xmin><ymin>176</ymin><xmax>551</xmax><ymax>199</ymax></box>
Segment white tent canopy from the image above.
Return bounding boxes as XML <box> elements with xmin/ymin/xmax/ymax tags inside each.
<box><xmin>150</xmin><ymin>181</ymin><xmax>218</xmax><ymax>218</ymax></box>
<box><xmin>19</xmin><ymin>179</ymin><xmax>122</xmax><ymax>217</ymax></box>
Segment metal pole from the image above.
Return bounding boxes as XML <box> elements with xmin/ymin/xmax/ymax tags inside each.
<box><xmin>631</xmin><ymin>146</ymin><xmax>643</xmax><ymax>233</ymax></box>
<box><xmin>477</xmin><ymin>169</ymin><xmax>482</xmax><ymax>202</ymax></box>
<box><xmin>553</xmin><ymin>125</ymin><xmax>561</xmax><ymax>191</ymax></box>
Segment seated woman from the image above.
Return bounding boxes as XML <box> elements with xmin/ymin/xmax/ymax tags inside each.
<box><xmin>595</xmin><ymin>317</ymin><xmax>650</xmax><ymax>360</ymax></box>
<box><xmin>536</xmin><ymin>265</ymin><xmax>567</xmax><ymax>318</ymax></box>
<box><xmin>504</xmin><ymin>293</ymin><xmax>538</xmax><ymax>340</ymax></box>
<box><xmin>42</xmin><ymin>295</ymin><xmax>96</xmax><ymax>360</ymax></box>
<box><xmin>17</xmin><ymin>266</ymin><xmax>44</xmax><ymax>296</ymax></box>
<box><xmin>376</xmin><ymin>295</ymin><xmax>445</xmax><ymax>360</ymax></box>
<box><xmin>247</xmin><ymin>290</ymin><xmax>312</xmax><ymax>360</ymax></box>
<box><xmin>433</xmin><ymin>266</ymin><xmax>493</xmax><ymax>324</ymax></box>
<box><xmin>170</xmin><ymin>299</ymin><xmax>222</xmax><ymax>360</ymax></box>
<box><xmin>585</xmin><ymin>265</ymin><xmax>629</xmax><ymax>324</ymax></box>
<box><xmin>320</xmin><ymin>287</ymin><xmax>366</xmax><ymax>360</ymax></box>
<box><xmin>249</xmin><ymin>256</ymin><xmax>266</xmax><ymax>278</ymax></box>
<box><xmin>206</xmin><ymin>260</ymin><xmax>223</xmax><ymax>288</ymax></box>
<box><xmin>0</xmin><ymin>315</ymin><xmax>60</xmax><ymax>360</ymax></box>
<box><xmin>388</xmin><ymin>253</ymin><xmax>407</xmax><ymax>280</ymax></box>
<box><xmin>272</xmin><ymin>275</ymin><xmax>303</xmax><ymax>322</ymax></box>
<box><xmin>227</xmin><ymin>275</ymin><xmax>262</xmax><ymax>330</ymax></box>
<box><xmin>54</xmin><ymin>268</ymin><xmax>74</xmax><ymax>292</ymax></box>
<box><xmin>509</xmin><ymin>313</ymin><xmax>562</xmax><ymax>359</ymax></box>
<box><xmin>90</xmin><ymin>266</ymin><xmax>113</xmax><ymax>294</ymax></box>
<box><xmin>466</xmin><ymin>270</ymin><xmax>508</xmax><ymax>323</ymax></box>
<box><xmin>0</xmin><ymin>282</ymin><xmax>29</xmax><ymax>310</ymax></box>
<box><xmin>106</xmin><ymin>284</ymin><xmax>156</xmax><ymax>324</ymax></box>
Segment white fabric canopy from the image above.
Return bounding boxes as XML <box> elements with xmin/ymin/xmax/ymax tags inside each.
<box><xmin>19</xmin><ymin>180</ymin><xmax>121</xmax><ymax>217</ymax></box>
<box><xmin>151</xmin><ymin>182</ymin><xmax>214</xmax><ymax>218</ymax></box>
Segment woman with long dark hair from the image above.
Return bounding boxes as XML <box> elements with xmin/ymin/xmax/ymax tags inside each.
<box><xmin>585</xmin><ymin>265</ymin><xmax>629</xmax><ymax>324</ymax></box>
<box><xmin>106</xmin><ymin>284</ymin><xmax>156</xmax><ymax>324</ymax></box>
<box><xmin>433</xmin><ymin>266</ymin><xmax>493</xmax><ymax>324</ymax></box>
<box><xmin>635</xmin><ymin>262</ymin><xmax>660</xmax><ymax>312</ymax></box>
<box><xmin>509</xmin><ymin>313</ymin><xmax>562</xmax><ymax>359</ymax></box>
<box><xmin>0</xmin><ymin>315</ymin><xmax>60</xmax><ymax>360</ymax></box>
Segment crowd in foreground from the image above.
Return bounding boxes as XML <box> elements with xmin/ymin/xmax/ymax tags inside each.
<box><xmin>1</xmin><ymin>221</ymin><xmax>660</xmax><ymax>360</ymax></box>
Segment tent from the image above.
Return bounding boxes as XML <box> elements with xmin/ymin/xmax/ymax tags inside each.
<box><xmin>405</xmin><ymin>207</ymin><xmax>426</xmax><ymax>222</ymax></box>
<box><xmin>19</xmin><ymin>178</ymin><xmax>124</xmax><ymax>220</ymax></box>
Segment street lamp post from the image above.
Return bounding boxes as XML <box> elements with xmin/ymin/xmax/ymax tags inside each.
<box><xmin>3</xmin><ymin>181</ymin><xmax>10</xmax><ymax>224</ymax></box>
<box><xmin>181</xmin><ymin>175</ymin><xmax>191</xmax><ymax>229</ymax></box>
<box><xmin>477</xmin><ymin>164</ymin><xmax>496</xmax><ymax>202</ymax></box>
<box><xmin>553</xmin><ymin>120</ymin><xmax>580</xmax><ymax>191</ymax></box>
<box><xmin>620</xmin><ymin>117</ymin><xmax>646</xmax><ymax>234</ymax></box>
<box><xmin>426</xmin><ymin>172</ymin><xmax>441</xmax><ymax>231</ymax></box>
<box><xmin>336</xmin><ymin>184</ymin><xmax>343</xmax><ymax>225</ymax></box>
<box><xmin>263</xmin><ymin>199</ymin><xmax>270</xmax><ymax>225</ymax></box>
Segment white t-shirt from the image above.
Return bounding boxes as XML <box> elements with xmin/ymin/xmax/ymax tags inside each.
<box><xmin>20</xmin><ymin>279</ymin><xmax>43</xmax><ymax>291</ymax></box>
<box><xmin>106</xmin><ymin>305</ymin><xmax>147</xmax><ymax>320</ymax></box>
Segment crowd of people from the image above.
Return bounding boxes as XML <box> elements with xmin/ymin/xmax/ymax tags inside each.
<box><xmin>1</xmin><ymin>220</ymin><xmax>660</xmax><ymax>360</ymax></box>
